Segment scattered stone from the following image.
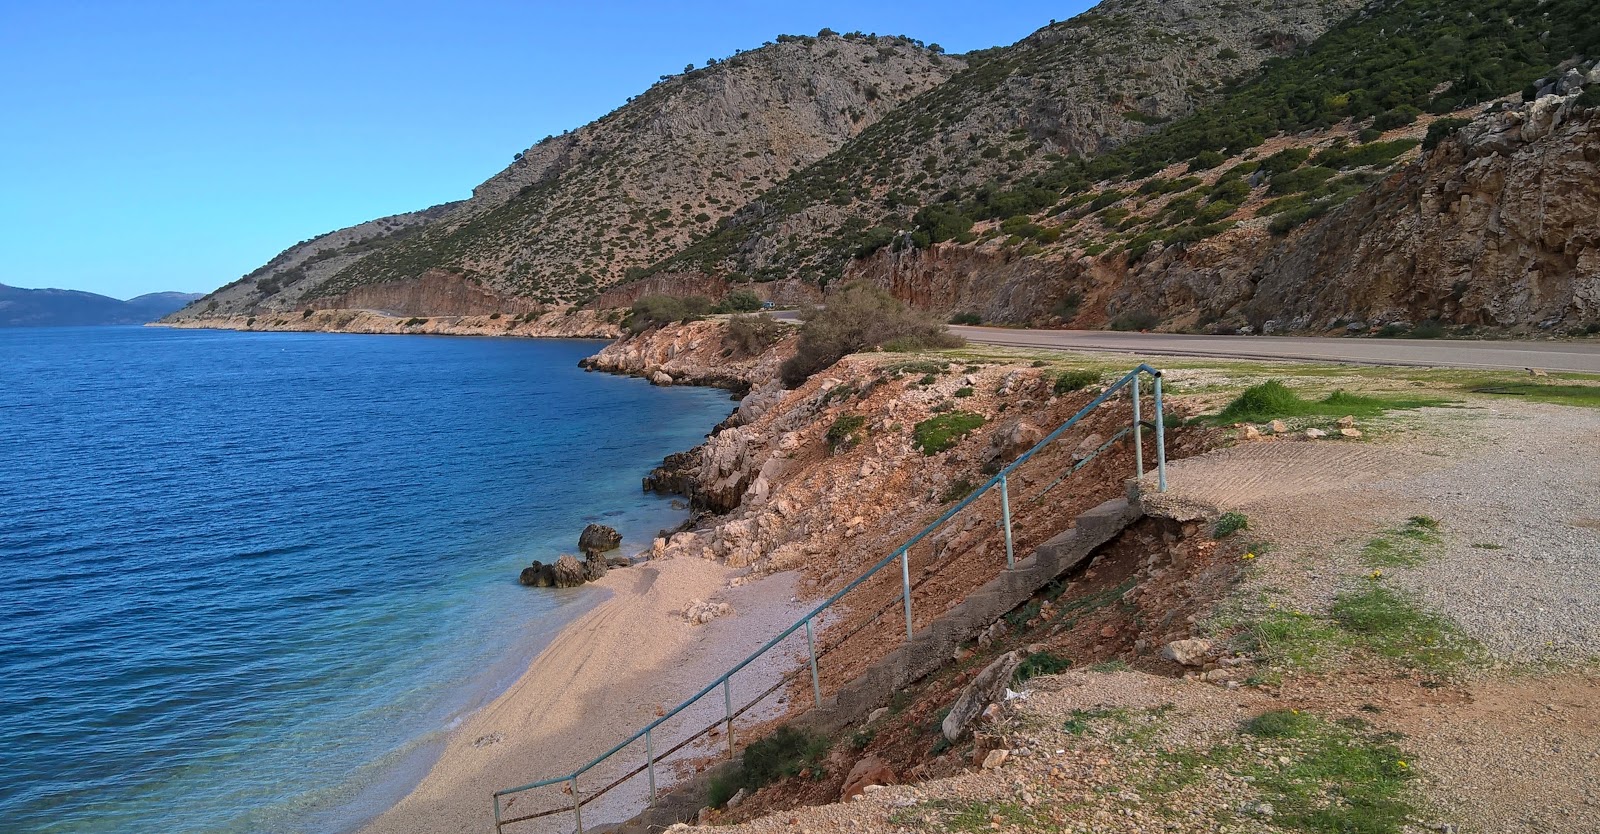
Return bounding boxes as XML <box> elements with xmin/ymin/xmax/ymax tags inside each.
<box><xmin>726</xmin><ymin>788</ymin><xmax>749</xmax><ymax>809</ymax></box>
<box><xmin>1243</xmin><ymin>425</ymin><xmax>1262</xmax><ymax>441</ymax></box>
<box><xmin>1340</xmin><ymin>427</ymin><xmax>1363</xmax><ymax>438</ymax></box>
<box><xmin>1269</xmin><ymin>419</ymin><xmax>1288</xmax><ymax>434</ymax></box>
<box><xmin>981</xmin><ymin>748</ymin><xmax>1010</xmax><ymax>769</ymax></box>
<box><xmin>840</xmin><ymin>755</ymin><xmax>896</xmax><ymax>801</ymax></box>
<box><xmin>1305</xmin><ymin>428</ymin><xmax>1328</xmax><ymax>439</ymax></box>
<box><xmin>867</xmin><ymin>707</ymin><xmax>889</xmax><ymax>725</ymax></box>
<box><xmin>1337</xmin><ymin>415</ymin><xmax>1356</xmax><ymax>428</ymax></box>
<box><xmin>943</xmin><ymin>651</ymin><xmax>1023</xmax><ymax>741</ymax></box>
<box><xmin>1161</xmin><ymin>637</ymin><xmax>1214</xmax><ymax>667</ymax></box>
<box><xmin>578</xmin><ymin>523</ymin><xmax>622</xmax><ymax>554</ymax></box>
<box><xmin>684</xmin><ymin>598</ymin><xmax>734</xmax><ymax>625</ymax></box>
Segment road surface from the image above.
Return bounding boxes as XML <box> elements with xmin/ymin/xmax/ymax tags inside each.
<box><xmin>945</xmin><ymin>326</ymin><xmax>1600</xmax><ymax>374</ymax></box>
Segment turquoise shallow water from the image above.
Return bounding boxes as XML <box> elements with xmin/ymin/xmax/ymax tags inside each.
<box><xmin>0</xmin><ymin>326</ymin><xmax>732</xmax><ymax>834</ymax></box>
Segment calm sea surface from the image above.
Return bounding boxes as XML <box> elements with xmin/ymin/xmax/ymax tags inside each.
<box><xmin>0</xmin><ymin>326</ymin><xmax>732</xmax><ymax>833</ymax></box>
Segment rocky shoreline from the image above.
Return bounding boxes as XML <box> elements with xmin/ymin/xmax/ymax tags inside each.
<box><xmin>153</xmin><ymin>307</ymin><xmax>623</xmax><ymax>339</ymax></box>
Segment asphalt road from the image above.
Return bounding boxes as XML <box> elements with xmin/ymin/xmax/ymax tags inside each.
<box><xmin>947</xmin><ymin>326</ymin><xmax>1600</xmax><ymax>374</ymax></box>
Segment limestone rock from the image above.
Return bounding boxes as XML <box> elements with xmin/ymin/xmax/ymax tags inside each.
<box><xmin>981</xmin><ymin>749</ymin><xmax>1010</xmax><ymax>769</ymax></box>
<box><xmin>1161</xmin><ymin>637</ymin><xmax>1214</xmax><ymax>667</ymax></box>
<box><xmin>684</xmin><ymin>599</ymin><xmax>733</xmax><ymax>625</ymax></box>
<box><xmin>1305</xmin><ymin>428</ymin><xmax>1328</xmax><ymax>439</ymax></box>
<box><xmin>943</xmin><ymin>651</ymin><xmax>1022</xmax><ymax>741</ymax></box>
<box><xmin>1336</xmin><ymin>415</ymin><xmax>1356</xmax><ymax>428</ymax></box>
<box><xmin>1242</xmin><ymin>425</ymin><xmax>1262</xmax><ymax>441</ymax></box>
<box><xmin>1340</xmin><ymin>427</ymin><xmax>1363</xmax><ymax>438</ymax></box>
<box><xmin>651</xmin><ymin>371</ymin><xmax>674</xmax><ymax>386</ymax></box>
<box><xmin>1269</xmin><ymin>419</ymin><xmax>1288</xmax><ymax>434</ymax></box>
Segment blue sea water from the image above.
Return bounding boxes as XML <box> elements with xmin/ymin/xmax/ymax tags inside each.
<box><xmin>0</xmin><ymin>326</ymin><xmax>733</xmax><ymax>834</ymax></box>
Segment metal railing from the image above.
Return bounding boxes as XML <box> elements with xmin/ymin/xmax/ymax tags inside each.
<box><xmin>492</xmin><ymin>364</ymin><xmax>1168</xmax><ymax>833</ymax></box>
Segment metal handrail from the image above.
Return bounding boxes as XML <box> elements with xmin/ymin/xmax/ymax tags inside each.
<box><xmin>492</xmin><ymin>364</ymin><xmax>1168</xmax><ymax>833</ymax></box>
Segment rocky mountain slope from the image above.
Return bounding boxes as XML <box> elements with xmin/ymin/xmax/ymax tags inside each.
<box><xmin>837</xmin><ymin>0</ymin><xmax>1600</xmax><ymax>336</ymax></box>
<box><xmin>647</xmin><ymin>0</ymin><xmax>1366</xmax><ymax>285</ymax></box>
<box><xmin>0</xmin><ymin>283</ymin><xmax>202</xmax><ymax>327</ymax></box>
<box><xmin>168</xmin><ymin>34</ymin><xmax>959</xmax><ymax>321</ymax></box>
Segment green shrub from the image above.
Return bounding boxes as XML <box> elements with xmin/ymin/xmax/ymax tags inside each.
<box><xmin>1269</xmin><ymin>166</ymin><xmax>1336</xmax><ymax>195</ymax></box>
<box><xmin>628</xmin><ymin>294</ymin><xmax>713</xmax><ymax>332</ymax></box>
<box><xmin>1313</xmin><ymin>139</ymin><xmax>1419</xmax><ymax>169</ymax></box>
<box><xmin>949</xmin><ymin>312</ymin><xmax>982</xmax><ymax>325</ymax></box>
<box><xmin>722</xmin><ymin>313</ymin><xmax>785</xmax><ymax>356</ymax></box>
<box><xmin>1408</xmin><ymin>319</ymin><xmax>1445</xmax><ymax>339</ymax></box>
<box><xmin>402</xmin><ymin>317</ymin><xmax>428</xmax><ymax>327</ymax></box>
<box><xmin>1245</xmin><ymin>708</ymin><xmax>1319</xmax><ymax>738</ymax></box>
<box><xmin>1015</xmin><ymin>651</ymin><xmax>1073</xmax><ymax>683</ymax></box>
<box><xmin>1259</xmin><ymin>147</ymin><xmax>1312</xmax><ymax>175</ymax></box>
<box><xmin>1579</xmin><ymin>87</ymin><xmax>1600</xmax><ymax>108</ymax></box>
<box><xmin>780</xmin><ymin>283</ymin><xmax>962</xmax><ymax>387</ymax></box>
<box><xmin>954</xmin><ymin>386</ymin><xmax>975</xmax><ymax>398</ymax></box>
<box><xmin>1213</xmin><ymin>512</ymin><xmax>1250</xmax><ymax>538</ymax></box>
<box><xmin>940</xmin><ymin>477</ymin><xmax>977</xmax><ymax>503</ymax></box>
<box><xmin>913</xmin><ymin>411</ymin><xmax>985</xmax><ymax>454</ymax></box>
<box><xmin>716</xmin><ymin>288</ymin><xmax>763</xmax><ymax>313</ymax></box>
<box><xmin>1188</xmin><ymin>150</ymin><xmax>1226</xmax><ymax>171</ymax></box>
<box><xmin>826</xmin><ymin>414</ymin><xmax>868</xmax><ymax>451</ymax></box>
<box><xmin>1372</xmin><ymin>105</ymin><xmax>1421</xmax><ymax>131</ymax></box>
<box><xmin>1054</xmin><ymin>369</ymin><xmax>1100</xmax><ymax>394</ymax></box>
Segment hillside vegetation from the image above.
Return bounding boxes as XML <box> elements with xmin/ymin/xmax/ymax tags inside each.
<box><xmin>171</xmin><ymin>0</ymin><xmax>1600</xmax><ymax>336</ymax></box>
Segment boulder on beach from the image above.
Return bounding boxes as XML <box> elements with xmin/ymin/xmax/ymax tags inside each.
<box><xmin>551</xmin><ymin>554</ymin><xmax>586</xmax><ymax>588</ymax></box>
<box><xmin>578</xmin><ymin>523</ymin><xmax>622</xmax><ymax>555</ymax></box>
<box><xmin>519</xmin><ymin>561</ymin><xmax>555</xmax><ymax>587</ymax></box>
<box><xmin>583</xmin><ymin>551</ymin><xmax>609</xmax><ymax>582</ymax></box>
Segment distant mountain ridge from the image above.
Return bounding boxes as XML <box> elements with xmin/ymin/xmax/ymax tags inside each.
<box><xmin>0</xmin><ymin>283</ymin><xmax>202</xmax><ymax>327</ymax></box>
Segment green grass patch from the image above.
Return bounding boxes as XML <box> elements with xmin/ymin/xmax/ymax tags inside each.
<box><xmin>1213</xmin><ymin>511</ymin><xmax>1249</xmax><ymax>538</ymax></box>
<box><xmin>1468</xmin><ymin>381</ymin><xmax>1600</xmax><ymax>409</ymax></box>
<box><xmin>1054</xmin><ymin>369</ymin><xmax>1101</xmax><ymax>394</ymax></box>
<box><xmin>1332</xmin><ymin>585</ymin><xmax>1482</xmax><ymax>675</ymax></box>
<box><xmin>1213</xmin><ymin>380</ymin><xmax>1444</xmax><ymax>424</ymax></box>
<box><xmin>1360</xmin><ymin>517</ymin><xmax>1441</xmax><ymax>568</ymax></box>
<box><xmin>1062</xmin><ymin>706</ymin><xmax>1129</xmax><ymax>736</ymax></box>
<box><xmin>826</xmin><ymin>414</ymin><xmax>867</xmax><ymax>451</ymax></box>
<box><xmin>1243</xmin><ymin>710</ymin><xmax>1417</xmax><ymax>834</ymax></box>
<box><xmin>1015</xmin><ymin>651</ymin><xmax>1073</xmax><ymax>683</ymax></box>
<box><xmin>913</xmin><ymin>411</ymin><xmax>985</xmax><ymax>455</ymax></box>
<box><xmin>1246</xmin><ymin>607</ymin><xmax>1341</xmax><ymax>680</ymax></box>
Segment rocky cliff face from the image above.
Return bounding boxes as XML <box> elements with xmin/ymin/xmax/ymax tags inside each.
<box><xmin>172</xmin><ymin>34</ymin><xmax>959</xmax><ymax>321</ymax></box>
<box><xmin>162</xmin><ymin>308</ymin><xmax>622</xmax><ymax>339</ymax></box>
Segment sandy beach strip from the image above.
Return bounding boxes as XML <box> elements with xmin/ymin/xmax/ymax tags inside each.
<box><xmin>356</xmin><ymin>556</ymin><xmax>810</xmax><ymax>834</ymax></box>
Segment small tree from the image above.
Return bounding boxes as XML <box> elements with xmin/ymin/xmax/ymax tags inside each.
<box><xmin>716</xmin><ymin>288</ymin><xmax>763</xmax><ymax>313</ymax></box>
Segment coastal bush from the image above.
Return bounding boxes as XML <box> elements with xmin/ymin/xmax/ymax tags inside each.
<box><xmin>779</xmin><ymin>282</ymin><xmax>962</xmax><ymax>387</ymax></box>
<box><xmin>715</xmin><ymin>288</ymin><xmax>763</xmax><ymax>313</ymax></box>
<box><xmin>954</xmin><ymin>386</ymin><xmax>975</xmax><ymax>398</ymax></box>
<box><xmin>913</xmin><ymin>411</ymin><xmax>985</xmax><ymax>455</ymax></box>
<box><xmin>628</xmin><ymin>294</ymin><xmax>713</xmax><ymax>333</ymax></box>
<box><xmin>949</xmin><ymin>311</ymin><xmax>982</xmax><ymax>325</ymax></box>
<box><xmin>722</xmin><ymin>313</ymin><xmax>785</xmax><ymax>357</ymax></box>
<box><xmin>1422</xmin><ymin>117</ymin><xmax>1472</xmax><ymax>151</ymax></box>
<box><xmin>1054</xmin><ymin>369</ymin><xmax>1100</xmax><ymax>394</ymax></box>
<box><xmin>1109</xmin><ymin>310</ymin><xmax>1159</xmax><ymax>332</ymax></box>
<box><xmin>1213</xmin><ymin>512</ymin><xmax>1250</xmax><ymax>538</ymax></box>
<box><xmin>1214</xmin><ymin>380</ymin><xmax>1445</xmax><ymax>424</ymax></box>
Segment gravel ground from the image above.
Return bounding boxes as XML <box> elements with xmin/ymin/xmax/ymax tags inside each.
<box><xmin>1391</xmin><ymin>402</ymin><xmax>1600</xmax><ymax>662</ymax></box>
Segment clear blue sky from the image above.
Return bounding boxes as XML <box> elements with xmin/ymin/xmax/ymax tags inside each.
<box><xmin>0</xmin><ymin>1</ymin><xmax>1090</xmax><ymax>299</ymax></box>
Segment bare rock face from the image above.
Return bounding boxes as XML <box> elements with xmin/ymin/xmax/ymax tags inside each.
<box><xmin>551</xmin><ymin>555</ymin><xmax>586</xmax><ymax>588</ymax></box>
<box><xmin>942</xmin><ymin>651</ymin><xmax>1022</xmax><ymax>741</ymax></box>
<box><xmin>578</xmin><ymin>523</ymin><xmax>622</xmax><ymax>555</ymax></box>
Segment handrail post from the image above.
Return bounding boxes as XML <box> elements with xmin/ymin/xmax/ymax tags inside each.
<box><xmin>999</xmin><ymin>475</ymin><xmax>1015</xmax><ymax>569</ymax></box>
<box><xmin>572</xmin><ymin>777</ymin><xmax>583</xmax><ymax>834</ymax></box>
<box><xmin>723</xmin><ymin>678</ymin><xmax>734</xmax><ymax>759</ymax></box>
<box><xmin>645</xmin><ymin>728</ymin><xmax>656</xmax><ymax>804</ymax></box>
<box><xmin>805</xmin><ymin>618</ymin><xmax>822</xmax><ymax>708</ymax></box>
<box><xmin>1153</xmin><ymin>372</ymin><xmax>1168</xmax><ymax>492</ymax></box>
<box><xmin>492</xmin><ymin>794</ymin><xmax>502</xmax><ymax>834</ymax></box>
<box><xmin>899</xmin><ymin>548</ymin><xmax>913</xmax><ymax>640</ymax></box>
<box><xmin>1132</xmin><ymin>375</ymin><xmax>1144</xmax><ymax>478</ymax></box>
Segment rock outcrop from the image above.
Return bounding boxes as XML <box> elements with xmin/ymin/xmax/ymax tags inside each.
<box><xmin>551</xmin><ymin>555</ymin><xmax>586</xmax><ymax>588</ymax></box>
<box><xmin>578</xmin><ymin>524</ymin><xmax>623</xmax><ymax>555</ymax></box>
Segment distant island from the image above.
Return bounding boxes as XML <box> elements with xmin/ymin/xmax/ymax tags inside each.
<box><xmin>0</xmin><ymin>283</ymin><xmax>203</xmax><ymax>327</ymax></box>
